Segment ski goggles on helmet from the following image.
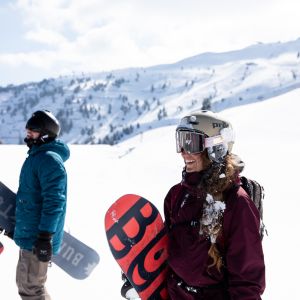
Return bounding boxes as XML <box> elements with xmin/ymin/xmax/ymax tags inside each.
<box><xmin>176</xmin><ymin>129</ymin><xmax>225</xmax><ymax>154</ymax></box>
<box><xmin>176</xmin><ymin>130</ymin><xmax>206</xmax><ymax>154</ymax></box>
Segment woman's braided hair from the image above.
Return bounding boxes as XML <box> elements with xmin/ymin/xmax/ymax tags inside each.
<box><xmin>200</xmin><ymin>152</ymin><xmax>240</xmax><ymax>272</ymax></box>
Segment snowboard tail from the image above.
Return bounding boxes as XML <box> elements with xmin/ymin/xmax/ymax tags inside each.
<box><xmin>105</xmin><ymin>194</ymin><xmax>169</xmax><ymax>299</ymax></box>
<box><xmin>52</xmin><ymin>231</ymin><xmax>100</xmax><ymax>280</ymax></box>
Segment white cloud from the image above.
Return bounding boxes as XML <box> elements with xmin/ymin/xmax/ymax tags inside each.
<box><xmin>0</xmin><ymin>51</ymin><xmax>58</xmax><ymax>68</ymax></box>
<box><xmin>25</xmin><ymin>28</ymin><xmax>68</xmax><ymax>46</ymax></box>
<box><xmin>0</xmin><ymin>0</ymin><xmax>300</xmax><ymax>85</ymax></box>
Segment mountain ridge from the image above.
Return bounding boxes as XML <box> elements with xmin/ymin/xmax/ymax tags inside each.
<box><xmin>0</xmin><ymin>37</ymin><xmax>299</xmax><ymax>144</ymax></box>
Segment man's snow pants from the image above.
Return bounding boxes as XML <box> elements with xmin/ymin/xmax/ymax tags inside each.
<box><xmin>16</xmin><ymin>249</ymin><xmax>51</xmax><ymax>300</ymax></box>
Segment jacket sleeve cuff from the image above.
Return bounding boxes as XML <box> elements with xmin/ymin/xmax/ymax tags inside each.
<box><xmin>37</xmin><ymin>232</ymin><xmax>53</xmax><ymax>240</ymax></box>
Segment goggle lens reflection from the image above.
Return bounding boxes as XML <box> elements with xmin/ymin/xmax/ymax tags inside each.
<box><xmin>176</xmin><ymin>130</ymin><xmax>206</xmax><ymax>154</ymax></box>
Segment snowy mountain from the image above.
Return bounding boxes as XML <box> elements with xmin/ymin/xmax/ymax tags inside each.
<box><xmin>0</xmin><ymin>37</ymin><xmax>300</xmax><ymax>144</ymax></box>
<box><xmin>1</xmin><ymin>89</ymin><xmax>300</xmax><ymax>299</ymax></box>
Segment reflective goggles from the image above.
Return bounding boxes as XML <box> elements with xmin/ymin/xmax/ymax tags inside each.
<box><xmin>176</xmin><ymin>130</ymin><xmax>225</xmax><ymax>154</ymax></box>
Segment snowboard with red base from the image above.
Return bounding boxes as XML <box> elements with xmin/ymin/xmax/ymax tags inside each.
<box><xmin>105</xmin><ymin>194</ymin><xmax>169</xmax><ymax>300</ymax></box>
<box><xmin>0</xmin><ymin>241</ymin><xmax>3</xmax><ymax>255</ymax></box>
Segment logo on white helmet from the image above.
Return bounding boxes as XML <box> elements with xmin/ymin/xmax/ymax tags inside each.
<box><xmin>212</xmin><ymin>122</ymin><xmax>229</xmax><ymax>129</ymax></box>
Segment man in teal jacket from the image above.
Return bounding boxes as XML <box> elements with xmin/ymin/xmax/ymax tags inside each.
<box><xmin>14</xmin><ymin>110</ymin><xmax>70</xmax><ymax>300</ymax></box>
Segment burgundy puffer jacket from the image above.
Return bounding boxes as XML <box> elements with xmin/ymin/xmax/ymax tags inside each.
<box><xmin>164</xmin><ymin>171</ymin><xmax>265</xmax><ymax>300</ymax></box>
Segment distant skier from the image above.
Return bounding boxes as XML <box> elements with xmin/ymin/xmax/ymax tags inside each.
<box><xmin>13</xmin><ymin>110</ymin><xmax>70</xmax><ymax>300</ymax></box>
<box><xmin>164</xmin><ymin>110</ymin><xmax>265</xmax><ymax>299</ymax></box>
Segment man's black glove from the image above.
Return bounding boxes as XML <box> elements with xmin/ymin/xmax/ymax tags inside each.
<box><xmin>33</xmin><ymin>232</ymin><xmax>53</xmax><ymax>262</ymax></box>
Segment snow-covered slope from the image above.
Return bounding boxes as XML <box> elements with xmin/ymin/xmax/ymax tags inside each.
<box><xmin>0</xmin><ymin>87</ymin><xmax>299</xmax><ymax>299</ymax></box>
<box><xmin>0</xmin><ymin>38</ymin><xmax>300</xmax><ymax>145</ymax></box>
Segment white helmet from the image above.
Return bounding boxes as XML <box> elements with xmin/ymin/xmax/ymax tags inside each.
<box><xmin>176</xmin><ymin>110</ymin><xmax>235</xmax><ymax>162</ymax></box>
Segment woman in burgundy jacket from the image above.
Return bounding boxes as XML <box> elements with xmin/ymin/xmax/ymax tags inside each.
<box><xmin>164</xmin><ymin>110</ymin><xmax>265</xmax><ymax>300</ymax></box>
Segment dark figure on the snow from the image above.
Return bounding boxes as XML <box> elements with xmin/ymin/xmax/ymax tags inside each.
<box><xmin>13</xmin><ymin>110</ymin><xmax>70</xmax><ymax>300</ymax></box>
<box><xmin>164</xmin><ymin>110</ymin><xmax>265</xmax><ymax>299</ymax></box>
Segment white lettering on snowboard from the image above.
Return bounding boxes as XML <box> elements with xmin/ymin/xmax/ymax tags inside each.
<box><xmin>59</xmin><ymin>242</ymin><xmax>84</xmax><ymax>266</ymax></box>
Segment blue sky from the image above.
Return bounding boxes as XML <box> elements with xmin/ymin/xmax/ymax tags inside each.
<box><xmin>1</xmin><ymin>0</ymin><xmax>300</xmax><ymax>86</ymax></box>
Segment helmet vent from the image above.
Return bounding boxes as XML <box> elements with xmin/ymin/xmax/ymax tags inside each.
<box><xmin>189</xmin><ymin>115</ymin><xmax>198</xmax><ymax>124</ymax></box>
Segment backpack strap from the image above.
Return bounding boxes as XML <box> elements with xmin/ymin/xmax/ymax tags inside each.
<box><xmin>240</xmin><ymin>176</ymin><xmax>264</xmax><ymax>218</ymax></box>
<box><xmin>239</xmin><ymin>176</ymin><xmax>267</xmax><ymax>239</ymax></box>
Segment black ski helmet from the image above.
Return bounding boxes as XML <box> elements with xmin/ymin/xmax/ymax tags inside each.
<box><xmin>26</xmin><ymin>110</ymin><xmax>60</xmax><ymax>138</ymax></box>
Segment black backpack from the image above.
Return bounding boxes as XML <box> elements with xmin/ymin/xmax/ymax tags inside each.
<box><xmin>240</xmin><ymin>176</ymin><xmax>267</xmax><ymax>239</ymax></box>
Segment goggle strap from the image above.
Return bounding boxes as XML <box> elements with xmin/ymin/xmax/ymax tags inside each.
<box><xmin>205</xmin><ymin>135</ymin><xmax>224</xmax><ymax>148</ymax></box>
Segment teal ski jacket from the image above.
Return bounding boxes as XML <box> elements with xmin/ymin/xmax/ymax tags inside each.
<box><xmin>14</xmin><ymin>140</ymin><xmax>70</xmax><ymax>254</ymax></box>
